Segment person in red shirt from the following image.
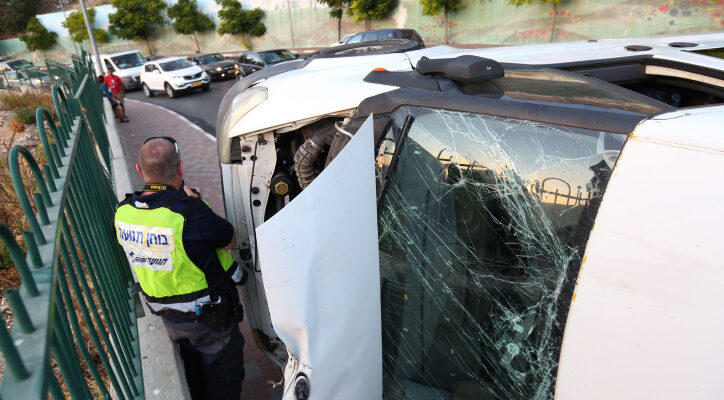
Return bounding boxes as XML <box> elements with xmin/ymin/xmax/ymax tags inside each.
<box><xmin>104</xmin><ymin>67</ymin><xmax>127</xmax><ymax>117</ymax></box>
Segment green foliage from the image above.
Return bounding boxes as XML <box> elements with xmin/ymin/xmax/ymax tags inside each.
<box><xmin>108</xmin><ymin>0</ymin><xmax>167</xmax><ymax>42</ymax></box>
<box><xmin>508</xmin><ymin>0</ymin><xmax>559</xmax><ymax>6</ymax></box>
<box><xmin>0</xmin><ymin>0</ymin><xmax>40</xmax><ymax>35</ymax></box>
<box><xmin>319</xmin><ymin>0</ymin><xmax>352</xmax><ymax>19</ymax></box>
<box><xmin>18</xmin><ymin>17</ymin><xmax>57</xmax><ymax>52</ymax></box>
<box><xmin>168</xmin><ymin>0</ymin><xmax>215</xmax><ymax>36</ymax></box>
<box><xmin>420</xmin><ymin>0</ymin><xmax>464</xmax><ymax>16</ymax></box>
<box><xmin>0</xmin><ymin>90</ymin><xmax>56</xmax><ymax>122</ymax></box>
<box><xmin>348</xmin><ymin>0</ymin><xmax>398</xmax><ymax>23</ymax></box>
<box><xmin>62</xmin><ymin>8</ymin><xmax>111</xmax><ymax>44</ymax></box>
<box><xmin>216</xmin><ymin>0</ymin><xmax>266</xmax><ymax>43</ymax></box>
<box><xmin>13</xmin><ymin>106</ymin><xmax>35</xmax><ymax>125</ymax></box>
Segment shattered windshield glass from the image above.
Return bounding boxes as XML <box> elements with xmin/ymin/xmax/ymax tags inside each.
<box><xmin>376</xmin><ymin>106</ymin><xmax>626</xmax><ymax>399</ymax></box>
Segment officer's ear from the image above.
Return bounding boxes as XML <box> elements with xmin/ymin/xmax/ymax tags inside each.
<box><xmin>135</xmin><ymin>163</ymin><xmax>145</xmax><ymax>179</ymax></box>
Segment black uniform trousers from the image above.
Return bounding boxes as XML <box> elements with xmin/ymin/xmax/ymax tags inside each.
<box><xmin>163</xmin><ymin>318</ymin><xmax>245</xmax><ymax>400</ymax></box>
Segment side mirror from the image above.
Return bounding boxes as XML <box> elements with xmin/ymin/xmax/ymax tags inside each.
<box><xmin>192</xmin><ymin>61</ymin><xmax>198</xmax><ymax>65</ymax></box>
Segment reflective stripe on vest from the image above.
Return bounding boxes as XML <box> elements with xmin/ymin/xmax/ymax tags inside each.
<box><xmin>115</xmin><ymin>201</ymin><xmax>236</xmax><ymax>313</ymax></box>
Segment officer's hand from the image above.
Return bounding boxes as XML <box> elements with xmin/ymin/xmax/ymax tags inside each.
<box><xmin>183</xmin><ymin>186</ymin><xmax>202</xmax><ymax>199</ymax></box>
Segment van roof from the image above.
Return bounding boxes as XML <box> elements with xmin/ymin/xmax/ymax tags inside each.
<box><xmin>100</xmin><ymin>50</ymin><xmax>142</xmax><ymax>58</ymax></box>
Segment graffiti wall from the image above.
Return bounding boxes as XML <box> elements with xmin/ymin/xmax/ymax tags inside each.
<box><xmin>0</xmin><ymin>0</ymin><xmax>720</xmax><ymax>61</ymax></box>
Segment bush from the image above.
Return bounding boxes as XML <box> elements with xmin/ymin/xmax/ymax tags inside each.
<box><xmin>13</xmin><ymin>106</ymin><xmax>36</xmax><ymax>125</ymax></box>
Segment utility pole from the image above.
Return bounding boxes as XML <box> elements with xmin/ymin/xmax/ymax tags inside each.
<box><xmin>79</xmin><ymin>0</ymin><xmax>102</xmax><ymax>75</ymax></box>
<box><xmin>57</xmin><ymin>0</ymin><xmax>80</xmax><ymax>56</ymax></box>
<box><xmin>286</xmin><ymin>0</ymin><xmax>295</xmax><ymax>49</ymax></box>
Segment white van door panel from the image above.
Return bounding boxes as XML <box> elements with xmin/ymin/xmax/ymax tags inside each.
<box><xmin>256</xmin><ymin>115</ymin><xmax>382</xmax><ymax>400</ymax></box>
<box><xmin>556</xmin><ymin>106</ymin><xmax>724</xmax><ymax>399</ymax></box>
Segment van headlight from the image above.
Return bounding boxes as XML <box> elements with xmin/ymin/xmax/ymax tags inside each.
<box><xmin>217</xmin><ymin>86</ymin><xmax>267</xmax><ymax>164</ymax></box>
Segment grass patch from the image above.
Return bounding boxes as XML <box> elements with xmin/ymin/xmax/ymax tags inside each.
<box><xmin>0</xmin><ymin>90</ymin><xmax>57</xmax><ymax>124</ymax></box>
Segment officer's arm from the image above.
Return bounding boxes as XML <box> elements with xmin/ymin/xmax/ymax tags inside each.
<box><xmin>222</xmin><ymin>230</ymin><xmax>236</xmax><ymax>250</ymax></box>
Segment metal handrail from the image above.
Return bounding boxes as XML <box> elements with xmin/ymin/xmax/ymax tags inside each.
<box><xmin>0</xmin><ymin>50</ymin><xmax>143</xmax><ymax>399</ymax></box>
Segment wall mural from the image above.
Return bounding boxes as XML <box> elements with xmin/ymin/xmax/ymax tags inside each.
<box><xmin>0</xmin><ymin>0</ymin><xmax>720</xmax><ymax>62</ymax></box>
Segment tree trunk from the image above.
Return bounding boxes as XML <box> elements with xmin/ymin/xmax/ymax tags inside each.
<box><xmin>550</xmin><ymin>2</ymin><xmax>558</xmax><ymax>43</ymax></box>
<box><xmin>146</xmin><ymin>39</ymin><xmax>153</xmax><ymax>56</ymax></box>
<box><xmin>193</xmin><ymin>31</ymin><xmax>201</xmax><ymax>54</ymax></box>
<box><xmin>365</xmin><ymin>19</ymin><xmax>370</xmax><ymax>31</ymax></box>
<box><xmin>337</xmin><ymin>17</ymin><xmax>341</xmax><ymax>41</ymax></box>
<box><xmin>443</xmin><ymin>8</ymin><xmax>448</xmax><ymax>45</ymax></box>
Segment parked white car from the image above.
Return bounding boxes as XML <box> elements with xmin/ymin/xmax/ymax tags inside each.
<box><xmin>218</xmin><ymin>33</ymin><xmax>724</xmax><ymax>400</ymax></box>
<box><xmin>100</xmin><ymin>50</ymin><xmax>147</xmax><ymax>90</ymax></box>
<box><xmin>139</xmin><ymin>57</ymin><xmax>209</xmax><ymax>99</ymax></box>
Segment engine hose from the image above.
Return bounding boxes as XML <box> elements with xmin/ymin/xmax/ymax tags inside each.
<box><xmin>294</xmin><ymin>134</ymin><xmax>325</xmax><ymax>189</ymax></box>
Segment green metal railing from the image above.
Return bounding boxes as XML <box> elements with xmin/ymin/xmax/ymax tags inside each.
<box><xmin>0</xmin><ymin>51</ymin><xmax>143</xmax><ymax>399</ymax></box>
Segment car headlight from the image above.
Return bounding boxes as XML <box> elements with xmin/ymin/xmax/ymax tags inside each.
<box><xmin>201</xmin><ymin>71</ymin><xmax>208</xmax><ymax>78</ymax></box>
<box><xmin>217</xmin><ymin>86</ymin><xmax>268</xmax><ymax>164</ymax></box>
<box><xmin>215</xmin><ymin>67</ymin><xmax>222</xmax><ymax>72</ymax></box>
<box><xmin>172</xmin><ymin>75</ymin><xmax>184</xmax><ymax>81</ymax></box>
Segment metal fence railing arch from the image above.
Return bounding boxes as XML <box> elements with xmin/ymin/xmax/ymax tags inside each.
<box><xmin>0</xmin><ymin>50</ymin><xmax>143</xmax><ymax>399</ymax></box>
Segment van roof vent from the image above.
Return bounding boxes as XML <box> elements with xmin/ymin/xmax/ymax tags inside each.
<box><xmin>625</xmin><ymin>45</ymin><xmax>653</xmax><ymax>52</ymax></box>
<box><xmin>668</xmin><ymin>42</ymin><xmax>698</xmax><ymax>48</ymax></box>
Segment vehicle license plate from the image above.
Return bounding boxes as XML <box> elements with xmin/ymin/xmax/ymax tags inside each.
<box><xmin>191</xmin><ymin>81</ymin><xmax>202</xmax><ymax>87</ymax></box>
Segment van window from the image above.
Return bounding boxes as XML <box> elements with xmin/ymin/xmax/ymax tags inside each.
<box><xmin>110</xmin><ymin>52</ymin><xmax>147</xmax><ymax>69</ymax></box>
<box><xmin>376</xmin><ymin>106</ymin><xmax>625</xmax><ymax>399</ymax></box>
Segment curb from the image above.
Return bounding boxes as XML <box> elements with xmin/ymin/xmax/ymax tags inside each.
<box><xmin>103</xmin><ymin>100</ymin><xmax>191</xmax><ymax>400</ymax></box>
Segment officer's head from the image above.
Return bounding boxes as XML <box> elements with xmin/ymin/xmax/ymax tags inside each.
<box><xmin>136</xmin><ymin>137</ymin><xmax>183</xmax><ymax>187</ymax></box>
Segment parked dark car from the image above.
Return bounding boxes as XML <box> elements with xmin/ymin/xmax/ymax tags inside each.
<box><xmin>187</xmin><ymin>53</ymin><xmax>237</xmax><ymax>80</ymax></box>
<box><xmin>236</xmin><ymin>49</ymin><xmax>298</xmax><ymax>77</ymax></box>
<box><xmin>335</xmin><ymin>29</ymin><xmax>425</xmax><ymax>47</ymax></box>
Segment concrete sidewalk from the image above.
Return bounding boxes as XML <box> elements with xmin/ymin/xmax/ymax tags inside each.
<box><xmin>111</xmin><ymin>98</ymin><xmax>283</xmax><ymax>400</ymax></box>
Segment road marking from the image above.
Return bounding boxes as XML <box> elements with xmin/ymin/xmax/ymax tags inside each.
<box><xmin>125</xmin><ymin>98</ymin><xmax>217</xmax><ymax>142</ymax></box>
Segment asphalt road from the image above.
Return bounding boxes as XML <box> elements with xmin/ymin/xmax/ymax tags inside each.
<box><xmin>125</xmin><ymin>77</ymin><xmax>238</xmax><ymax>135</ymax></box>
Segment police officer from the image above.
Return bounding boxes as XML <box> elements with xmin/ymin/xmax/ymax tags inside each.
<box><xmin>114</xmin><ymin>137</ymin><xmax>246</xmax><ymax>400</ymax></box>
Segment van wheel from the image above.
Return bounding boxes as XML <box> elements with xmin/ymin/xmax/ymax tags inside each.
<box><xmin>165</xmin><ymin>83</ymin><xmax>177</xmax><ymax>98</ymax></box>
<box><xmin>143</xmin><ymin>83</ymin><xmax>154</xmax><ymax>97</ymax></box>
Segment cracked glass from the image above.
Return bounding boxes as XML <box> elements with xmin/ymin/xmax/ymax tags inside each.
<box><xmin>376</xmin><ymin>106</ymin><xmax>626</xmax><ymax>400</ymax></box>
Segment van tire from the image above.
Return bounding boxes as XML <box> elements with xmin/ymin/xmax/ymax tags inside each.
<box><xmin>143</xmin><ymin>83</ymin><xmax>154</xmax><ymax>98</ymax></box>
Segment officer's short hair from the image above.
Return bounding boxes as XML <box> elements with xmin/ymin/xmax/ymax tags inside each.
<box><xmin>138</xmin><ymin>139</ymin><xmax>178</xmax><ymax>182</ymax></box>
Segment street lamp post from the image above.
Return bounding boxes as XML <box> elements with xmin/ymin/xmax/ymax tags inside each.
<box><xmin>78</xmin><ymin>0</ymin><xmax>102</xmax><ymax>75</ymax></box>
<box><xmin>57</xmin><ymin>0</ymin><xmax>80</xmax><ymax>57</ymax></box>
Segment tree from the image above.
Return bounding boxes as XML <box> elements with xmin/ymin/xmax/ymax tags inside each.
<box><xmin>508</xmin><ymin>0</ymin><xmax>562</xmax><ymax>42</ymax></box>
<box><xmin>0</xmin><ymin>0</ymin><xmax>40</xmax><ymax>35</ymax></box>
<box><xmin>319</xmin><ymin>0</ymin><xmax>351</xmax><ymax>41</ymax></box>
<box><xmin>62</xmin><ymin>8</ymin><xmax>110</xmax><ymax>45</ymax></box>
<box><xmin>168</xmin><ymin>0</ymin><xmax>215</xmax><ymax>54</ymax></box>
<box><xmin>348</xmin><ymin>0</ymin><xmax>398</xmax><ymax>30</ymax></box>
<box><xmin>420</xmin><ymin>0</ymin><xmax>463</xmax><ymax>45</ymax></box>
<box><xmin>108</xmin><ymin>0</ymin><xmax>167</xmax><ymax>55</ymax></box>
<box><xmin>18</xmin><ymin>17</ymin><xmax>57</xmax><ymax>54</ymax></box>
<box><xmin>216</xmin><ymin>0</ymin><xmax>266</xmax><ymax>50</ymax></box>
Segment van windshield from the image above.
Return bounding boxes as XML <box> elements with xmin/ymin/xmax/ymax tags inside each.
<box><xmin>111</xmin><ymin>53</ymin><xmax>147</xmax><ymax>69</ymax></box>
<box><xmin>376</xmin><ymin>106</ymin><xmax>625</xmax><ymax>399</ymax></box>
